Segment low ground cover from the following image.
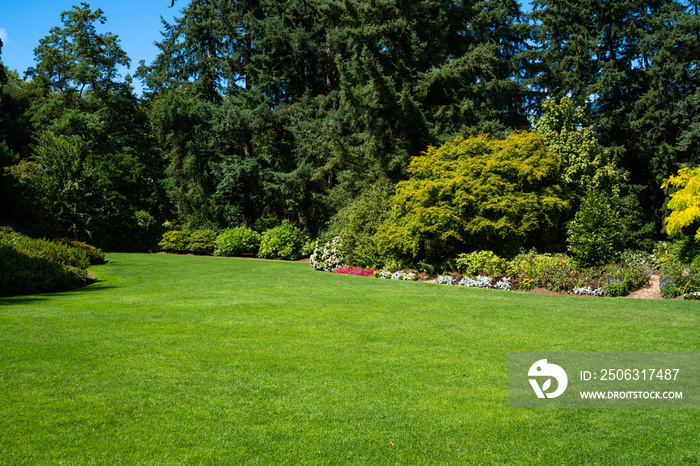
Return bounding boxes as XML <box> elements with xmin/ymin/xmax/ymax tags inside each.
<box><xmin>0</xmin><ymin>253</ymin><xmax>697</xmax><ymax>463</ymax></box>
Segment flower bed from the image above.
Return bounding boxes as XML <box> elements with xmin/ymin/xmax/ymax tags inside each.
<box><xmin>331</xmin><ymin>266</ymin><xmax>376</xmax><ymax>277</ymax></box>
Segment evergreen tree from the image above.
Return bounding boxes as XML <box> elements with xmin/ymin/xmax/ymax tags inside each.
<box><xmin>529</xmin><ymin>0</ymin><xmax>700</xmax><ymax>238</ymax></box>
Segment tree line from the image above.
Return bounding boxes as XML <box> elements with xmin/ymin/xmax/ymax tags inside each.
<box><xmin>0</xmin><ymin>0</ymin><xmax>698</xmax><ymax>258</ymax></box>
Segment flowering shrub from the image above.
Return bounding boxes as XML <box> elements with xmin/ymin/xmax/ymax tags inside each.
<box><xmin>378</xmin><ymin>270</ymin><xmax>391</xmax><ymax>279</ymax></box>
<box><xmin>332</xmin><ymin>266</ymin><xmax>376</xmax><ymax>277</ymax></box>
<box><xmin>660</xmin><ymin>276</ymin><xmax>681</xmax><ymax>299</ymax></box>
<box><xmin>519</xmin><ymin>277</ymin><xmax>536</xmax><ymax>291</ymax></box>
<box><xmin>684</xmin><ymin>291</ymin><xmax>700</xmax><ymax>300</ymax></box>
<box><xmin>601</xmin><ymin>263</ymin><xmax>650</xmax><ymax>292</ymax></box>
<box><xmin>620</xmin><ymin>249</ymin><xmax>659</xmax><ymax>274</ymax></box>
<box><xmin>573</xmin><ymin>286</ymin><xmax>604</xmax><ymax>296</ymax></box>
<box><xmin>403</xmin><ymin>272</ymin><xmax>417</xmax><ymax>281</ymax></box>
<box><xmin>309</xmin><ymin>236</ymin><xmax>343</xmax><ymax>271</ymax></box>
<box><xmin>603</xmin><ymin>277</ymin><xmax>628</xmax><ymax>297</ymax></box>
<box><xmin>391</xmin><ymin>271</ymin><xmax>405</xmax><ymax>280</ymax></box>
<box><xmin>437</xmin><ymin>275</ymin><xmax>454</xmax><ymax>285</ymax></box>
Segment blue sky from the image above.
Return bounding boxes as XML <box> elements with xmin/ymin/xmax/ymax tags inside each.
<box><xmin>0</xmin><ymin>0</ymin><xmax>180</xmax><ymax>94</ymax></box>
<box><xmin>1</xmin><ymin>1</ymin><xmax>532</xmax><ymax>96</ymax></box>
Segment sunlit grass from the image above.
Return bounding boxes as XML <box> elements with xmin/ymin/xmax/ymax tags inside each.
<box><xmin>0</xmin><ymin>253</ymin><xmax>698</xmax><ymax>464</ymax></box>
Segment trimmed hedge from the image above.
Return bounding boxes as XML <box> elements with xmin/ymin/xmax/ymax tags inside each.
<box><xmin>158</xmin><ymin>229</ymin><xmax>217</xmax><ymax>255</ymax></box>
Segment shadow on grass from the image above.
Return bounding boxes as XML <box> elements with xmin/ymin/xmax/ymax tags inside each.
<box><xmin>0</xmin><ymin>281</ymin><xmax>117</xmax><ymax>304</ymax></box>
<box><xmin>0</xmin><ymin>295</ymin><xmax>50</xmax><ymax>306</ymax></box>
<box><xmin>54</xmin><ymin>281</ymin><xmax>118</xmax><ymax>296</ymax></box>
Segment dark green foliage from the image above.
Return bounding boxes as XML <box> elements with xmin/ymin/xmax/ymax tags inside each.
<box><xmin>27</xmin><ymin>2</ymin><xmax>129</xmax><ymax>95</ymax></box>
<box><xmin>214</xmin><ymin>227</ymin><xmax>261</xmax><ymax>257</ymax></box>
<box><xmin>13</xmin><ymin>4</ymin><xmax>163</xmax><ymax>250</ymax></box>
<box><xmin>0</xmin><ymin>227</ymin><xmax>96</xmax><ymax>296</ymax></box>
<box><xmin>658</xmin><ymin>238</ymin><xmax>700</xmax><ymax>294</ymax></box>
<box><xmin>5</xmin><ymin>0</ymin><xmax>700</xmax><ymax>253</ymax></box>
<box><xmin>327</xmin><ymin>181</ymin><xmax>393</xmax><ymax>268</ymax></box>
<box><xmin>0</xmin><ymin>243</ymin><xmax>87</xmax><ymax>296</ymax></box>
<box><xmin>258</xmin><ymin>221</ymin><xmax>309</xmax><ymax>261</ymax></box>
<box><xmin>528</xmin><ymin>0</ymin><xmax>700</xmax><ymax>235</ymax></box>
<box><xmin>28</xmin><ymin>131</ymin><xmax>104</xmax><ymax>241</ymax></box>
<box><xmin>567</xmin><ymin>191</ymin><xmax>624</xmax><ymax>267</ymax></box>
<box><xmin>149</xmin><ymin>88</ymin><xmax>219</xmax><ymax>227</ymax></box>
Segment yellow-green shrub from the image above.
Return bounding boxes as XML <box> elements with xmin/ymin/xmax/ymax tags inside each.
<box><xmin>377</xmin><ymin>132</ymin><xmax>569</xmax><ymax>264</ymax></box>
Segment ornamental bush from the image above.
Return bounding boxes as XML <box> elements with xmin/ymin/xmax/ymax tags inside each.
<box><xmin>327</xmin><ymin>181</ymin><xmax>393</xmax><ymax>268</ymax></box>
<box><xmin>1</xmin><ymin>228</ymin><xmax>103</xmax><ymax>269</ymax></box>
<box><xmin>455</xmin><ymin>250</ymin><xmax>508</xmax><ymax>277</ymax></box>
<box><xmin>660</xmin><ymin>276</ymin><xmax>681</xmax><ymax>299</ymax></box>
<box><xmin>158</xmin><ymin>229</ymin><xmax>191</xmax><ymax>253</ymax></box>
<box><xmin>187</xmin><ymin>230</ymin><xmax>217</xmax><ymax>255</ymax></box>
<box><xmin>493</xmin><ymin>276</ymin><xmax>512</xmax><ymax>290</ymax></box>
<box><xmin>603</xmin><ymin>277</ymin><xmax>628</xmax><ymax>297</ymax></box>
<box><xmin>54</xmin><ymin>238</ymin><xmax>107</xmax><ymax>265</ymax></box>
<box><xmin>437</xmin><ymin>275</ymin><xmax>454</xmax><ymax>285</ymax></box>
<box><xmin>377</xmin><ymin>131</ymin><xmax>569</xmax><ymax>265</ymax></box>
<box><xmin>158</xmin><ymin>229</ymin><xmax>217</xmax><ymax>255</ymax></box>
<box><xmin>458</xmin><ymin>275</ymin><xmax>493</xmax><ymax>288</ymax></box>
<box><xmin>657</xmin><ymin>239</ymin><xmax>700</xmax><ymax>294</ymax></box>
<box><xmin>258</xmin><ymin>220</ymin><xmax>309</xmax><ymax>261</ymax></box>
<box><xmin>573</xmin><ymin>286</ymin><xmax>604</xmax><ymax>296</ymax></box>
<box><xmin>567</xmin><ymin>191</ymin><xmax>623</xmax><ymax>268</ymax></box>
<box><xmin>215</xmin><ymin>226</ymin><xmax>261</xmax><ymax>256</ymax></box>
<box><xmin>309</xmin><ymin>236</ymin><xmax>343</xmax><ymax>271</ymax></box>
<box><xmin>601</xmin><ymin>263</ymin><xmax>650</xmax><ymax>292</ymax></box>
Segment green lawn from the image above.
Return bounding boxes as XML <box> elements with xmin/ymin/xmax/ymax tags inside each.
<box><xmin>1</xmin><ymin>253</ymin><xmax>698</xmax><ymax>464</ymax></box>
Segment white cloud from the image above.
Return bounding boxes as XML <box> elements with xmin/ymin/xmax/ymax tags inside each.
<box><xmin>0</xmin><ymin>28</ymin><xmax>8</xmax><ymax>45</ymax></box>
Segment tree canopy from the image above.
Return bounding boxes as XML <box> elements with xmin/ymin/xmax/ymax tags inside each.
<box><xmin>1</xmin><ymin>0</ymin><xmax>699</xmax><ymax>257</ymax></box>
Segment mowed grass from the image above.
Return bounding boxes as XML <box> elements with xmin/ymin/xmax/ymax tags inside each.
<box><xmin>0</xmin><ymin>253</ymin><xmax>698</xmax><ymax>465</ymax></box>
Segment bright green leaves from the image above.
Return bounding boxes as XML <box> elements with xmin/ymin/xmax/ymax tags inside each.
<box><xmin>531</xmin><ymin>97</ymin><xmax>626</xmax><ymax>196</ymax></box>
<box><xmin>377</xmin><ymin>131</ymin><xmax>569</xmax><ymax>263</ymax></box>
